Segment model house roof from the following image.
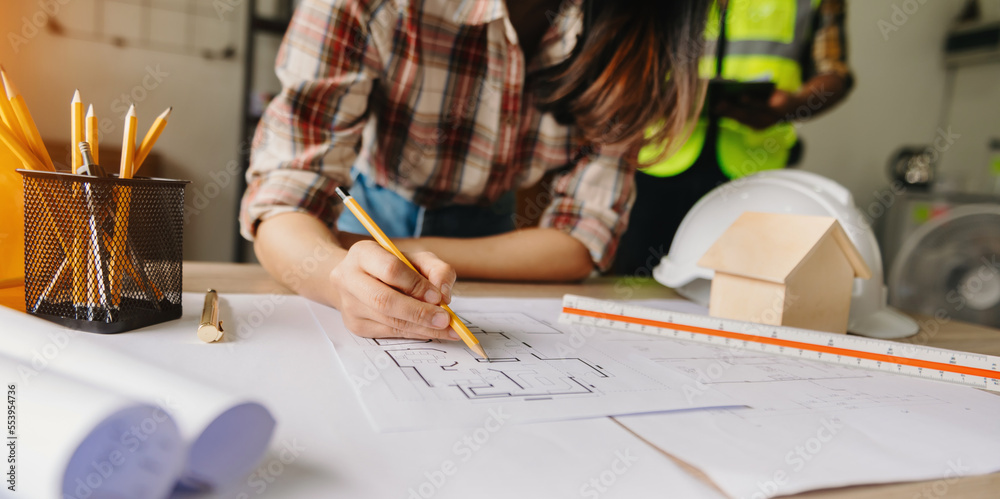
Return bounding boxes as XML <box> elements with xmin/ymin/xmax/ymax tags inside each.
<box><xmin>697</xmin><ymin>212</ymin><xmax>872</xmax><ymax>284</ymax></box>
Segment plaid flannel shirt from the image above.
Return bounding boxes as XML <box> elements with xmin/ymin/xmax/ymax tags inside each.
<box><xmin>241</xmin><ymin>0</ymin><xmax>635</xmax><ymax>271</ymax></box>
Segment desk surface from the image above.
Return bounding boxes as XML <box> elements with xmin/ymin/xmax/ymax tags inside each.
<box><xmin>183</xmin><ymin>262</ymin><xmax>1000</xmax><ymax>499</ymax></box>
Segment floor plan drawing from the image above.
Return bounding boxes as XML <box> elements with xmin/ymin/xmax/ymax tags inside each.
<box><xmin>383</xmin><ymin>344</ymin><xmax>607</xmax><ymax>400</ymax></box>
<box><xmin>459</xmin><ymin>312</ymin><xmax>563</xmax><ymax>335</ymax></box>
<box><xmin>310</xmin><ymin>299</ymin><xmax>741</xmax><ymax>432</ymax></box>
<box><xmin>355</xmin><ymin>312</ymin><xmax>667</xmax><ymax>405</ymax></box>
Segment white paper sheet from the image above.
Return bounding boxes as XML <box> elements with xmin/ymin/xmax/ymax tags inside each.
<box><xmin>308</xmin><ymin>297</ymin><xmax>741</xmax><ymax>432</ymax></box>
<box><xmin>116</xmin><ymin>294</ymin><xmax>725</xmax><ymax>499</ymax></box>
<box><xmin>0</xmin><ymin>353</ymin><xmax>185</xmax><ymax>499</ymax></box>
<box><xmin>0</xmin><ymin>304</ymin><xmax>276</xmax><ymax>491</ymax></box>
<box><xmin>606</xmin><ymin>332</ymin><xmax>1000</xmax><ymax>498</ymax></box>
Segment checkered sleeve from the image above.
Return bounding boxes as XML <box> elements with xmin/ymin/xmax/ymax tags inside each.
<box><xmin>539</xmin><ymin>144</ymin><xmax>637</xmax><ymax>272</ymax></box>
<box><xmin>240</xmin><ymin>0</ymin><xmax>383</xmax><ymax>240</ymax></box>
<box><xmin>810</xmin><ymin>0</ymin><xmax>851</xmax><ymax>79</ymax></box>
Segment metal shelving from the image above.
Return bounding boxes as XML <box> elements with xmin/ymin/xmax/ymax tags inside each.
<box><xmin>235</xmin><ymin>0</ymin><xmax>295</xmax><ymax>262</ymax></box>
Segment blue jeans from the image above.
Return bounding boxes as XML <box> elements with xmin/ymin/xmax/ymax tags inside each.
<box><xmin>337</xmin><ymin>169</ymin><xmax>516</xmax><ymax>238</ymax></box>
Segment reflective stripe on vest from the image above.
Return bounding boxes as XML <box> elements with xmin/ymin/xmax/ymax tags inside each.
<box><xmin>640</xmin><ymin>0</ymin><xmax>819</xmax><ymax>178</ymax></box>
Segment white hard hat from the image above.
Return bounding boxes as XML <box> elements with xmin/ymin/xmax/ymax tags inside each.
<box><xmin>653</xmin><ymin>169</ymin><xmax>919</xmax><ymax>339</ymax></box>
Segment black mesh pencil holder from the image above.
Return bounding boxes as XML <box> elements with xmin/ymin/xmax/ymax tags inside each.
<box><xmin>19</xmin><ymin>170</ymin><xmax>190</xmax><ymax>333</ymax></box>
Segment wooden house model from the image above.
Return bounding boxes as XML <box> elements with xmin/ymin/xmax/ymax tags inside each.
<box><xmin>697</xmin><ymin>212</ymin><xmax>872</xmax><ymax>334</ymax></box>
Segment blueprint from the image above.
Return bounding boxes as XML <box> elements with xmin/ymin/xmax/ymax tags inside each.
<box><xmin>308</xmin><ymin>300</ymin><xmax>741</xmax><ymax>432</ymax></box>
<box><xmin>311</xmin><ymin>296</ymin><xmax>1000</xmax><ymax>494</ymax></box>
<box><xmin>607</xmin><ymin>333</ymin><xmax>1000</xmax><ymax>498</ymax></box>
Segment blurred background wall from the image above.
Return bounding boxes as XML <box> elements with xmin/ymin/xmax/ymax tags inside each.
<box><xmin>801</xmin><ymin>1</ymin><xmax>1000</xmax><ymax>205</ymax></box>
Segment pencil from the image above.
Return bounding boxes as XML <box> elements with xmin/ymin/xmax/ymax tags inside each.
<box><xmin>71</xmin><ymin>90</ymin><xmax>84</xmax><ymax>173</ymax></box>
<box><xmin>334</xmin><ymin>187</ymin><xmax>488</xmax><ymax>360</ymax></box>
<box><xmin>133</xmin><ymin>106</ymin><xmax>171</xmax><ymax>174</ymax></box>
<box><xmin>69</xmin><ymin>91</ymin><xmax>86</xmax><ymax>313</ymax></box>
<box><xmin>86</xmin><ymin>104</ymin><xmax>99</xmax><ymax>165</ymax></box>
<box><xmin>0</xmin><ymin>120</ymin><xmax>47</xmax><ymax>171</ymax></box>
<box><xmin>0</xmin><ymin>67</ymin><xmax>27</xmax><ymax>148</ymax></box>
<box><xmin>3</xmin><ymin>69</ymin><xmax>54</xmax><ymax>171</ymax></box>
<box><xmin>120</xmin><ymin>104</ymin><xmax>137</xmax><ymax>178</ymax></box>
<box><xmin>72</xmin><ymin>187</ymin><xmax>85</xmax><ymax>315</ymax></box>
<box><xmin>109</xmin><ymin>104</ymin><xmax>138</xmax><ymax>306</ymax></box>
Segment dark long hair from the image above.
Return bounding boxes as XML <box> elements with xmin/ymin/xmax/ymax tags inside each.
<box><xmin>534</xmin><ymin>0</ymin><xmax>713</xmax><ymax>165</ymax></box>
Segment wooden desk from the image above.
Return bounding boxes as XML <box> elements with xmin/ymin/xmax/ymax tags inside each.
<box><xmin>183</xmin><ymin>262</ymin><xmax>1000</xmax><ymax>499</ymax></box>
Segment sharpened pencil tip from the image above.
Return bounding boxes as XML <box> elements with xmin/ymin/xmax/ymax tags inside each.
<box><xmin>471</xmin><ymin>343</ymin><xmax>488</xmax><ymax>360</ymax></box>
<box><xmin>0</xmin><ymin>65</ymin><xmax>10</xmax><ymax>90</ymax></box>
<box><xmin>73</xmin><ymin>89</ymin><xmax>81</xmax><ymax>102</ymax></box>
<box><xmin>335</xmin><ymin>186</ymin><xmax>350</xmax><ymax>201</ymax></box>
<box><xmin>127</xmin><ymin>104</ymin><xmax>136</xmax><ymax>117</ymax></box>
<box><xmin>159</xmin><ymin>107</ymin><xmax>173</xmax><ymax>120</ymax></box>
<box><xmin>1</xmin><ymin>71</ymin><xmax>14</xmax><ymax>96</ymax></box>
<box><xmin>86</xmin><ymin>104</ymin><xmax>95</xmax><ymax>117</ymax></box>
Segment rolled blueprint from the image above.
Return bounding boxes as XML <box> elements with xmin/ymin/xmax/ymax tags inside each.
<box><xmin>0</xmin><ymin>353</ymin><xmax>184</xmax><ymax>499</ymax></box>
<box><xmin>0</xmin><ymin>306</ymin><xmax>276</xmax><ymax>491</ymax></box>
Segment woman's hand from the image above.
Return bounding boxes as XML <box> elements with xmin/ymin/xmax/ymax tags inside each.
<box><xmin>329</xmin><ymin>240</ymin><xmax>460</xmax><ymax>340</ymax></box>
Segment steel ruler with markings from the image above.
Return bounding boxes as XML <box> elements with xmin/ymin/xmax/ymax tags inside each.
<box><xmin>559</xmin><ymin>294</ymin><xmax>1000</xmax><ymax>393</ymax></box>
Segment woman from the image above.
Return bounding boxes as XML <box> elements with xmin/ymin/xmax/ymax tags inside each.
<box><xmin>241</xmin><ymin>0</ymin><xmax>711</xmax><ymax>340</ymax></box>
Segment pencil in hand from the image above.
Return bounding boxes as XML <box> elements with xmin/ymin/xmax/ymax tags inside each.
<box><xmin>334</xmin><ymin>186</ymin><xmax>488</xmax><ymax>360</ymax></box>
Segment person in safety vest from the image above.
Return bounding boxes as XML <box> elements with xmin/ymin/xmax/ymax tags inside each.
<box><xmin>613</xmin><ymin>0</ymin><xmax>854</xmax><ymax>275</ymax></box>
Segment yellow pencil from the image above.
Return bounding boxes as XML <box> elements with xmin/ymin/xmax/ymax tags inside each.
<box><xmin>0</xmin><ymin>67</ymin><xmax>27</xmax><ymax>148</ymax></box>
<box><xmin>72</xmin><ymin>199</ymin><xmax>85</xmax><ymax>312</ymax></box>
<box><xmin>2</xmin><ymin>67</ymin><xmax>54</xmax><ymax>171</ymax></box>
<box><xmin>86</xmin><ymin>104</ymin><xmax>99</xmax><ymax>165</ymax></box>
<box><xmin>334</xmin><ymin>187</ymin><xmax>488</xmax><ymax>359</ymax></box>
<box><xmin>71</xmin><ymin>90</ymin><xmax>84</xmax><ymax>173</ymax></box>
<box><xmin>120</xmin><ymin>104</ymin><xmax>137</xmax><ymax>178</ymax></box>
<box><xmin>133</xmin><ymin>106</ymin><xmax>171</xmax><ymax>174</ymax></box>
<box><xmin>110</xmin><ymin>105</ymin><xmax>137</xmax><ymax>305</ymax></box>
<box><xmin>109</xmin><ymin>199</ymin><xmax>129</xmax><ymax>306</ymax></box>
<box><xmin>70</xmin><ymin>91</ymin><xmax>89</xmax><ymax>312</ymax></box>
<box><xmin>0</xmin><ymin>120</ymin><xmax>47</xmax><ymax>171</ymax></box>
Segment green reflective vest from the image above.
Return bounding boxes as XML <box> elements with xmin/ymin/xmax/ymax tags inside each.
<box><xmin>640</xmin><ymin>0</ymin><xmax>821</xmax><ymax>178</ymax></box>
